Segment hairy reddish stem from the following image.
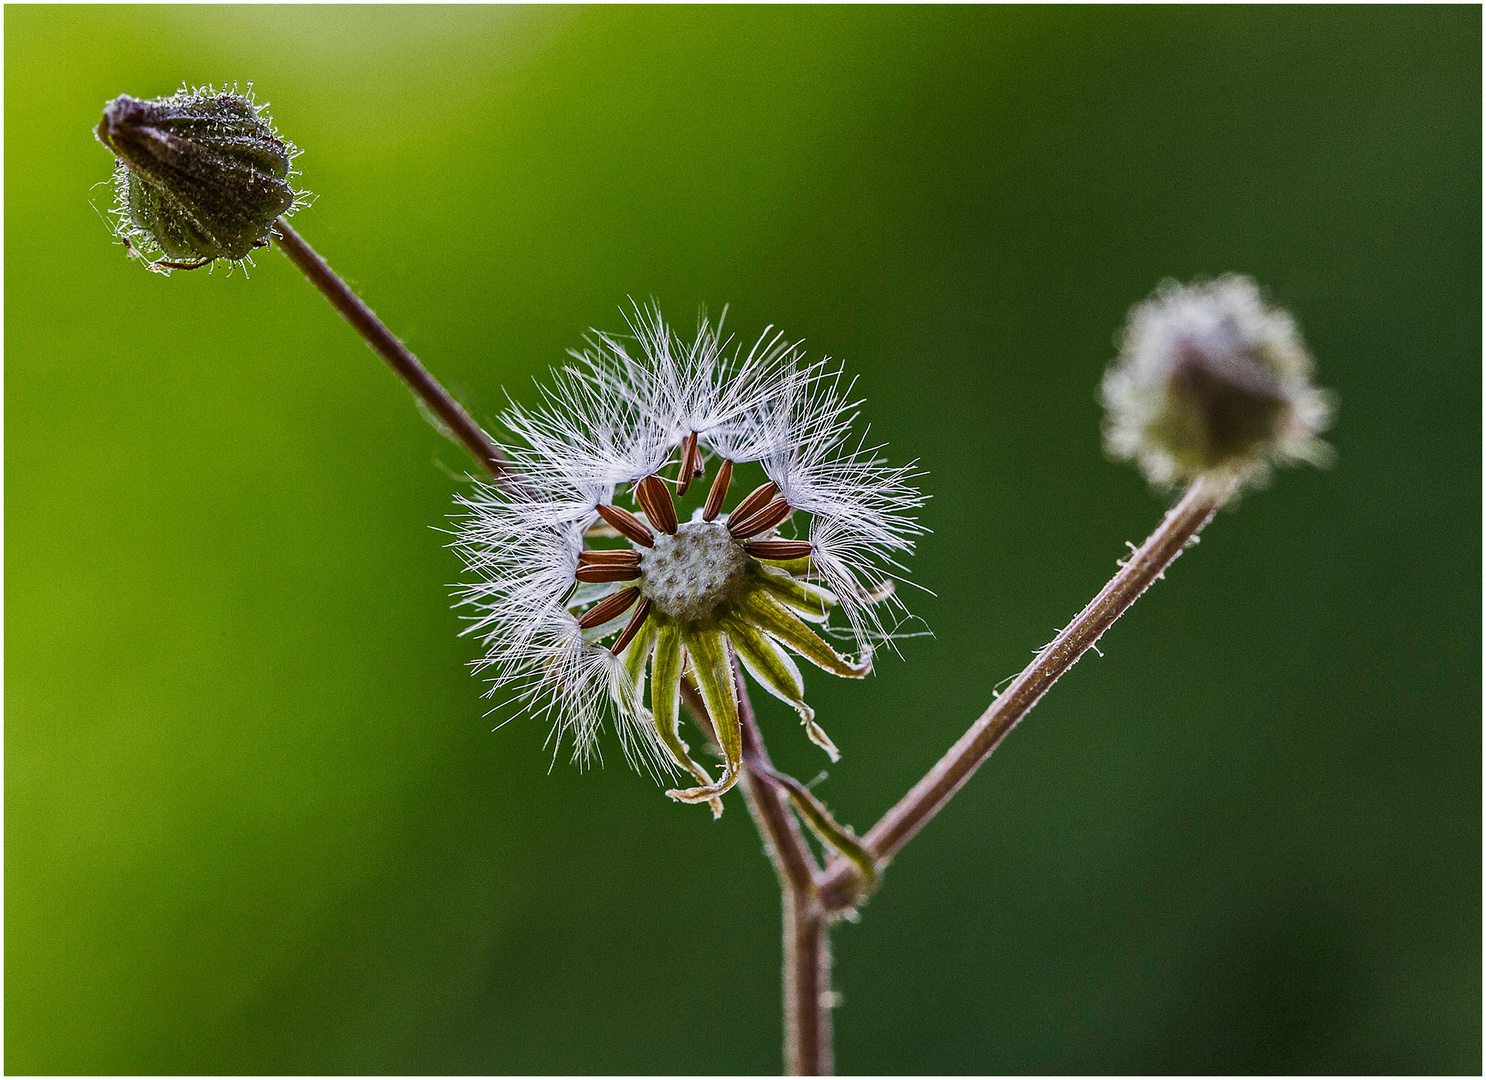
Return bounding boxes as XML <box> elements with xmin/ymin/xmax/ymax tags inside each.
<box><xmin>817</xmin><ymin>475</ymin><xmax>1233</xmax><ymax>912</ymax></box>
<box><xmin>271</xmin><ymin>218</ymin><xmax>512</xmax><ymax>481</ymax></box>
<box><xmin>684</xmin><ymin>676</ymin><xmax>833</xmax><ymax>1074</ymax></box>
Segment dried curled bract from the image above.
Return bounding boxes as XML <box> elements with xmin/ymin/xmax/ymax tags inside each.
<box><xmin>94</xmin><ymin>85</ymin><xmax>308</xmax><ymax>274</ymax></box>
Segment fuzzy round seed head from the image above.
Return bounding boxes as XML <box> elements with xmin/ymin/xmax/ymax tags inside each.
<box><xmin>451</xmin><ymin>303</ymin><xmax>927</xmax><ymax>790</ymax></box>
<box><xmin>94</xmin><ymin>85</ymin><xmax>307</xmax><ymax>274</ymax></box>
<box><xmin>1102</xmin><ymin>275</ymin><xmax>1335</xmax><ymax>490</ymax></box>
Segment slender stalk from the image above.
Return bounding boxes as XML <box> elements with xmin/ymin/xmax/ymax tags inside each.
<box><xmin>270</xmin><ymin>218</ymin><xmax>512</xmax><ymax>481</ymax></box>
<box><xmin>683</xmin><ymin>675</ymin><xmax>833</xmax><ymax>1075</ymax></box>
<box><xmin>818</xmin><ymin>474</ymin><xmax>1234</xmax><ymax>912</ymax></box>
<box><xmin>781</xmin><ymin>889</ymin><xmax>832</xmax><ymax>1077</ymax></box>
<box><xmin>738</xmin><ymin>681</ymin><xmax>833</xmax><ymax>1077</ymax></box>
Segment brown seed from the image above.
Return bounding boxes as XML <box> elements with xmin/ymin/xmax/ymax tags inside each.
<box><xmin>609</xmin><ymin>598</ymin><xmax>653</xmax><ymax>655</ymax></box>
<box><xmin>702</xmin><ymin>459</ymin><xmax>734</xmax><ymax>521</ymax></box>
<box><xmin>728</xmin><ymin>480</ymin><xmax>780</xmax><ymax>525</ymax></box>
<box><xmin>634</xmin><ymin>475</ymin><xmax>679</xmax><ymax>534</ymax></box>
<box><xmin>575</xmin><ymin>564</ymin><xmax>642</xmax><ymax>583</ymax></box>
<box><xmin>577</xmin><ymin>586</ymin><xmax>640</xmax><ymax>629</ymax></box>
<box><xmin>744</xmin><ymin>539</ymin><xmax>813</xmax><ymax>560</ymax></box>
<box><xmin>596</xmin><ymin>504</ymin><xmax>654</xmax><ymax>547</ymax></box>
<box><xmin>675</xmin><ymin>432</ymin><xmax>699</xmax><ymax>497</ymax></box>
<box><xmin>728</xmin><ymin>497</ymin><xmax>791</xmax><ymax>539</ymax></box>
<box><xmin>578</xmin><ymin>549</ymin><xmax>641</xmax><ymax>567</ymax></box>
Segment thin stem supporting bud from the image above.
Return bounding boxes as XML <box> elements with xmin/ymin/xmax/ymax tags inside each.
<box><xmin>817</xmin><ymin>474</ymin><xmax>1235</xmax><ymax>913</ymax></box>
<box><xmin>270</xmin><ymin>219</ymin><xmax>512</xmax><ymax>483</ymax></box>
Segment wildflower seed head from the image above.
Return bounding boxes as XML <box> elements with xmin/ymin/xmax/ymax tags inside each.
<box><xmin>640</xmin><ymin>521</ymin><xmax>752</xmax><ymax>622</ymax></box>
<box><xmin>94</xmin><ymin>85</ymin><xmax>307</xmax><ymax>274</ymax></box>
<box><xmin>1102</xmin><ymin>275</ymin><xmax>1335</xmax><ymax>490</ymax></box>
<box><xmin>452</xmin><ymin>303</ymin><xmax>927</xmax><ymax>804</ymax></box>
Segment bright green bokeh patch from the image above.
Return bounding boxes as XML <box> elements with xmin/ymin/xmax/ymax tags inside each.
<box><xmin>7</xmin><ymin>6</ymin><xmax>1479</xmax><ymax>1073</ymax></box>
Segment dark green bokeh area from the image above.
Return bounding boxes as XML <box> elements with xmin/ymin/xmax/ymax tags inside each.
<box><xmin>7</xmin><ymin>5</ymin><xmax>1480</xmax><ymax>1073</ymax></box>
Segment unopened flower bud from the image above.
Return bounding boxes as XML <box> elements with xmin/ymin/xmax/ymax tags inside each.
<box><xmin>94</xmin><ymin>85</ymin><xmax>305</xmax><ymax>273</ymax></box>
<box><xmin>1102</xmin><ymin>275</ymin><xmax>1334</xmax><ymax>490</ymax></box>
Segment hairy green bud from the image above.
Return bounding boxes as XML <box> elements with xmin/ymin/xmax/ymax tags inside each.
<box><xmin>94</xmin><ymin>85</ymin><xmax>306</xmax><ymax>274</ymax></box>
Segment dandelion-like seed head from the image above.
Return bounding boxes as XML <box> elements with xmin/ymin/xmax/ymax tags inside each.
<box><xmin>1102</xmin><ymin>275</ymin><xmax>1334</xmax><ymax>490</ymax></box>
<box><xmin>453</xmin><ymin>304</ymin><xmax>926</xmax><ymax>813</ymax></box>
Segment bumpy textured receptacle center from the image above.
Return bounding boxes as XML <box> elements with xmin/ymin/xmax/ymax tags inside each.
<box><xmin>639</xmin><ymin>520</ymin><xmax>752</xmax><ymax>622</ymax></box>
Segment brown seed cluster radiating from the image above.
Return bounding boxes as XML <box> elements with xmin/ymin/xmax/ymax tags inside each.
<box><xmin>574</xmin><ymin>436</ymin><xmax>810</xmax><ymax>656</ymax></box>
<box><xmin>596</xmin><ymin>504</ymin><xmax>654</xmax><ymax>547</ymax></box>
<box><xmin>578</xmin><ymin>586</ymin><xmax>641</xmax><ymax>629</ymax></box>
<box><xmin>634</xmin><ymin>475</ymin><xmax>679</xmax><ymax>534</ymax></box>
<box><xmin>575</xmin><ymin>549</ymin><xmax>641</xmax><ymax>583</ymax></box>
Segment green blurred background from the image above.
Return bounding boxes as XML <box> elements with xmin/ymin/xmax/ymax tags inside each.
<box><xmin>7</xmin><ymin>6</ymin><xmax>1480</xmax><ymax>1073</ymax></box>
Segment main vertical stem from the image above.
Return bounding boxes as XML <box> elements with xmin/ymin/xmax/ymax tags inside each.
<box><xmin>724</xmin><ymin>674</ymin><xmax>835</xmax><ymax>1075</ymax></box>
<box><xmin>279</xmin><ymin>213</ymin><xmax>829</xmax><ymax>1070</ymax></box>
<box><xmin>782</xmin><ymin>889</ymin><xmax>832</xmax><ymax>1075</ymax></box>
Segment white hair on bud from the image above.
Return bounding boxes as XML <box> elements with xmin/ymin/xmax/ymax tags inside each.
<box><xmin>1103</xmin><ymin>274</ymin><xmax>1335</xmax><ymax>490</ymax></box>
